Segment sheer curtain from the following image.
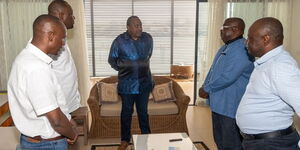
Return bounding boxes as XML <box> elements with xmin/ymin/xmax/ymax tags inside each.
<box><xmin>227</xmin><ymin>0</ymin><xmax>292</xmax><ymax>49</ymax></box>
<box><xmin>197</xmin><ymin>0</ymin><xmax>226</xmax><ymax>104</ymax></box>
<box><xmin>0</xmin><ymin>0</ymin><xmax>90</xmax><ymax>105</ymax></box>
<box><xmin>65</xmin><ymin>0</ymin><xmax>90</xmax><ymax>105</ymax></box>
<box><xmin>196</xmin><ymin>0</ymin><xmax>292</xmax><ymax>104</ymax></box>
<box><xmin>0</xmin><ymin>0</ymin><xmax>50</xmax><ymax>90</ymax></box>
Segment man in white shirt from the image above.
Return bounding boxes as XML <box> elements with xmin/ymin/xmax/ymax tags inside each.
<box><xmin>48</xmin><ymin>0</ymin><xmax>80</xmax><ymax>113</ymax></box>
<box><xmin>8</xmin><ymin>15</ymin><xmax>78</xmax><ymax>150</ymax></box>
<box><xmin>236</xmin><ymin>17</ymin><xmax>300</xmax><ymax>150</ymax></box>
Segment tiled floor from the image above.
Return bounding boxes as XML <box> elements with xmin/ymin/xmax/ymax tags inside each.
<box><xmin>69</xmin><ymin>105</ymin><xmax>218</xmax><ymax>150</ymax></box>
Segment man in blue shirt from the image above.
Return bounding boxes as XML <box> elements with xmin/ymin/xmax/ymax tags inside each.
<box><xmin>236</xmin><ymin>17</ymin><xmax>300</xmax><ymax>150</ymax></box>
<box><xmin>199</xmin><ymin>18</ymin><xmax>254</xmax><ymax>150</ymax></box>
<box><xmin>108</xmin><ymin>16</ymin><xmax>153</xmax><ymax>150</ymax></box>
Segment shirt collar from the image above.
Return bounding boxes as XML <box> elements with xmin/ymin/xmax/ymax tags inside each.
<box><xmin>254</xmin><ymin>45</ymin><xmax>283</xmax><ymax>67</ymax></box>
<box><xmin>124</xmin><ymin>31</ymin><xmax>143</xmax><ymax>40</ymax></box>
<box><xmin>225</xmin><ymin>35</ymin><xmax>243</xmax><ymax>45</ymax></box>
<box><xmin>26</xmin><ymin>43</ymin><xmax>53</xmax><ymax>65</ymax></box>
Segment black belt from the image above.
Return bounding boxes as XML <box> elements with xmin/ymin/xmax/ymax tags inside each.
<box><xmin>241</xmin><ymin>126</ymin><xmax>295</xmax><ymax>140</ymax></box>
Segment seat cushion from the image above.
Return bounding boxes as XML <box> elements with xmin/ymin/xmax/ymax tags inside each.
<box><xmin>100</xmin><ymin>100</ymin><xmax>178</xmax><ymax>116</ymax></box>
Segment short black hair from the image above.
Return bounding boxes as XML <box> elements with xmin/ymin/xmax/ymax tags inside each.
<box><xmin>127</xmin><ymin>16</ymin><xmax>140</xmax><ymax>26</ymax></box>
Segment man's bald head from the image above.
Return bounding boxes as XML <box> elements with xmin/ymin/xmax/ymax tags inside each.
<box><xmin>48</xmin><ymin>0</ymin><xmax>74</xmax><ymax>29</ymax></box>
<box><xmin>32</xmin><ymin>14</ymin><xmax>65</xmax><ymax>38</ymax></box>
<box><xmin>246</xmin><ymin>17</ymin><xmax>283</xmax><ymax>57</ymax></box>
<box><xmin>32</xmin><ymin>14</ymin><xmax>66</xmax><ymax>55</ymax></box>
<box><xmin>251</xmin><ymin>17</ymin><xmax>283</xmax><ymax>45</ymax></box>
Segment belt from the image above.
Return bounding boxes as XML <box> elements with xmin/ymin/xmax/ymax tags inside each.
<box><xmin>23</xmin><ymin>134</ymin><xmax>65</xmax><ymax>143</ymax></box>
<box><xmin>241</xmin><ymin>126</ymin><xmax>295</xmax><ymax>140</ymax></box>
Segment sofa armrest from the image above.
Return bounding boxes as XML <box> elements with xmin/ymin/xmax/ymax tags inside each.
<box><xmin>87</xmin><ymin>85</ymin><xmax>102</xmax><ymax>119</ymax></box>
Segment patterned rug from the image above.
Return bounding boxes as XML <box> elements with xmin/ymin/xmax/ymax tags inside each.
<box><xmin>92</xmin><ymin>141</ymin><xmax>209</xmax><ymax>150</ymax></box>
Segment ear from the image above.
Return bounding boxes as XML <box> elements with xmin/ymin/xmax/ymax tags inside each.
<box><xmin>58</xmin><ymin>12</ymin><xmax>65</xmax><ymax>20</ymax></box>
<box><xmin>48</xmin><ymin>31</ymin><xmax>54</xmax><ymax>42</ymax></box>
<box><xmin>263</xmin><ymin>35</ymin><xmax>271</xmax><ymax>46</ymax></box>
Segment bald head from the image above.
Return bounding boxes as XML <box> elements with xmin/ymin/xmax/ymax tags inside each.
<box><xmin>48</xmin><ymin>0</ymin><xmax>74</xmax><ymax>29</ymax></box>
<box><xmin>32</xmin><ymin>14</ymin><xmax>66</xmax><ymax>55</ymax></box>
<box><xmin>246</xmin><ymin>17</ymin><xmax>283</xmax><ymax>57</ymax></box>
<box><xmin>251</xmin><ymin>17</ymin><xmax>283</xmax><ymax>45</ymax></box>
<box><xmin>33</xmin><ymin>14</ymin><xmax>64</xmax><ymax>38</ymax></box>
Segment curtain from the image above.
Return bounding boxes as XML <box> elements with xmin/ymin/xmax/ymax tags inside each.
<box><xmin>0</xmin><ymin>0</ymin><xmax>51</xmax><ymax>90</ymax></box>
<box><xmin>0</xmin><ymin>0</ymin><xmax>90</xmax><ymax>105</ymax></box>
<box><xmin>65</xmin><ymin>0</ymin><xmax>90</xmax><ymax>105</ymax></box>
<box><xmin>196</xmin><ymin>0</ymin><xmax>292</xmax><ymax>104</ymax></box>
<box><xmin>226</xmin><ymin>0</ymin><xmax>292</xmax><ymax>50</ymax></box>
<box><xmin>196</xmin><ymin>0</ymin><xmax>226</xmax><ymax>104</ymax></box>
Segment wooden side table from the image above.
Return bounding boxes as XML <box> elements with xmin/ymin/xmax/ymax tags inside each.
<box><xmin>71</xmin><ymin>106</ymin><xmax>89</xmax><ymax>145</ymax></box>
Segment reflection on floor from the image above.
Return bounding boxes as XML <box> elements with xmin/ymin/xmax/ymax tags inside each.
<box><xmin>69</xmin><ymin>106</ymin><xmax>218</xmax><ymax>150</ymax></box>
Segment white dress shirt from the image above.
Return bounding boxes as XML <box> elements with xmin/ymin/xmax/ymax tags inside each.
<box><xmin>50</xmin><ymin>43</ymin><xmax>81</xmax><ymax>113</ymax></box>
<box><xmin>236</xmin><ymin>46</ymin><xmax>300</xmax><ymax>135</ymax></box>
<box><xmin>8</xmin><ymin>43</ymin><xmax>71</xmax><ymax>139</ymax></box>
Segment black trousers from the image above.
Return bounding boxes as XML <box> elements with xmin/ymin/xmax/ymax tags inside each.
<box><xmin>212</xmin><ymin>112</ymin><xmax>243</xmax><ymax>150</ymax></box>
<box><xmin>242</xmin><ymin>130</ymin><xmax>300</xmax><ymax>150</ymax></box>
<box><xmin>119</xmin><ymin>90</ymin><xmax>151</xmax><ymax>142</ymax></box>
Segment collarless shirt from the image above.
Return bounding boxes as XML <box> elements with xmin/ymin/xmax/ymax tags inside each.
<box><xmin>203</xmin><ymin>38</ymin><xmax>254</xmax><ymax>118</ymax></box>
<box><xmin>8</xmin><ymin>43</ymin><xmax>70</xmax><ymax>139</ymax></box>
<box><xmin>236</xmin><ymin>46</ymin><xmax>300</xmax><ymax>135</ymax></box>
<box><xmin>49</xmin><ymin>43</ymin><xmax>81</xmax><ymax>113</ymax></box>
<box><xmin>108</xmin><ymin>32</ymin><xmax>154</xmax><ymax>94</ymax></box>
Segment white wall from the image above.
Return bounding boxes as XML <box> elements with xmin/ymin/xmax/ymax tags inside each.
<box><xmin>289</xmin><ymin>0</ymin><xmax>300</xmax><ymax>64</ymax></box>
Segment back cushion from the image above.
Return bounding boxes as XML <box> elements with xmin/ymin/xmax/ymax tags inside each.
<box><xmin>152</xmin><ymin>81</ymin><xmax>176</xmax><ymax>103</ymax></box>
<box><xmin>97</xmin><ymin>82</ymin><xmax>120</xmax><ymax>104</ymax></box>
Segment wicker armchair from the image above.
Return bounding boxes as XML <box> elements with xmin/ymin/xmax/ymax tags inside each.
<box><xmin>87</xmin><ymin>76</ymin><xmax>190</xmax><ymax>138</ymax></box>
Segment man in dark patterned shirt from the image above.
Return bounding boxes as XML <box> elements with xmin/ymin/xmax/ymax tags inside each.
<box><xmin>108</xmin><ymin>16</ymin><xmax>154</xmax><ymax>150</ymax></box>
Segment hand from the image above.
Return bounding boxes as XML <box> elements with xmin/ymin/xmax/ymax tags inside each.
<box><xmin>67</xmin><ymin>119</ymin><xmax>78</xmax><ymax>144</ymax></box>
<box><xmin>67</xmin><ymin>133</ymin><xmax>78</xmax><ymax>145</ymax></box>
<box><xmin>198</xmin><ymin>87</ymin><xmax>209</xmax><ymax>99</ymax></box>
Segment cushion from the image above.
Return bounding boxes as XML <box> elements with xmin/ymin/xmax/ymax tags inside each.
<box><xmin>100</xmin><ymin>101</ymin><xmax>178</xmax><ymax>116</ymax></box>
<box><xmin>97</xmin><ymin>82</ymin><xmax>120</xmax><ymax>104</ymax></box>
<box><xmin>152</xmin><ymin>81</ymin><xmax>176</xmax><ymax>103</ymax></box>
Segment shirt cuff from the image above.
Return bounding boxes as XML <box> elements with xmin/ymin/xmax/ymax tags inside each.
<box><xmin>203</xmin><ymin>85</ymin><xmax>211</xmax><ymax>93</ymax></box>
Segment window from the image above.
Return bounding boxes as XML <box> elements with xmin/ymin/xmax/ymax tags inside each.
<box><xmin>84</xmin><ymin>0</ymin><xmax>198</xmax><ymax>77</ymax></box>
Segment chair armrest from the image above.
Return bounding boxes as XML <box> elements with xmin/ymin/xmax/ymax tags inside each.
<box><xmin>175</xmin><ymin>93</ymin><xmax>190</xmax><ymax>114</ymax></box>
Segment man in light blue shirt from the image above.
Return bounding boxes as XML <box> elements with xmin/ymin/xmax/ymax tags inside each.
<box><xmin>236</xmin><ymin>17</ymin><xmax>300</xmax><ymax>150</ymax></box>
<box><xmin>199</xmin><ymin>18</ymin><xmax>254</xmax><ymax>150</ymax></box>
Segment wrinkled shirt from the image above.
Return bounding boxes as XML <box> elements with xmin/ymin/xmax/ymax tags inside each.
<box><xmin>236</xmin><ymin>46</ymin><xmax>300</xmax><ymax>136</ymax></box>
<box><xmin>8</xmin><ymin>43</ymin><xmax>70</xmax><ymax>139</ymax></box>
<box><xmin>203</xmin><ymin>38</ymin><xmax>254</xmax><ymax>118</ymax></box>
<box><xmin>108</xmin><ymin>32</ymin><xmax>154</xmax><ymax>94</ymax></box>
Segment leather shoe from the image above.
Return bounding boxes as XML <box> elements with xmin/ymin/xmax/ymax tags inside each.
<box><xmin>118</xmin><ymin>141</ymin><xmax>129</xmax><ymax>150</ymax></box>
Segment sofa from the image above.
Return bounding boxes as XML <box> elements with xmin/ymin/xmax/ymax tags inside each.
<box><xmin>87</xmin><ymin>76</ymin><xmax>190</xmax><ymax>138</ymax></box>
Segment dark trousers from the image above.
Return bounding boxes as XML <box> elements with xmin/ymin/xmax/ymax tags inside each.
<box><xmin>119</xmin><ymin>91</ymin><xmax>151</xmax><ymax>142</ymax></box>
<box><xmin>212</xmin><ymin>112</ymin><xmax>243</xmax><ymax>150</ymax></box>
<box><xmin>242</xmin><ymin>130</ymin><xmax>300</xmax><ymax>150</ymax></box>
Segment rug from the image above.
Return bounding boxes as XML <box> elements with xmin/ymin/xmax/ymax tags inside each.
<box><xmin>91</xmin><ymin>141</ymin><xmax>209</xmax><ymax>150</ymax></box>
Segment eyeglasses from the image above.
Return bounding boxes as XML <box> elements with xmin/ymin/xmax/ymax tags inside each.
<box><xmin>220</xmin><ymin>25</ymin><xmax>236</xmax><ymax>30</ymax></box>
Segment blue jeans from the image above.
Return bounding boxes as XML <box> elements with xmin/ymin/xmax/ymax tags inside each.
<box><xmin>119</xmin><ymin>90</ymin><xmax>151</xmax><ymax>142</ymax></box>
<box><xmin>17</xmin><ymin>134</ymin><xmax>68</xmax><ymax>150</ymax></box>
<box><xmin>212</xmin><ymin>112</ymin><xmax>243</xmax><ymax>150</ymax></box>
<box><xmin>242</xmin><ymin>130</ymin><xmax>300</xmax><ymax>150</ymax></box>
